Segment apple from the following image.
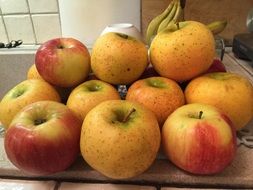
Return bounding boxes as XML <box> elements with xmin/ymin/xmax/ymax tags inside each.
<box><xmin>27</xmin><ymin>63</ymin><xmax>44</xmax><ymax>80</ymax></box>
<box><xmin>205</xmin><ymin>59</ymin><xmax>226</xmax><ymax>74</ymax></box>
<box><xmin>162</xmin><ymin>103</ymin><xmax>237</xmax><ymax>175</ymax></box>
<box><xmin>150</xmin><ymin>21</ymin><xmax>215</xmax><ymax>82</ymax></box>
<box><xmin>27</xmin><ymin>63</ymin><xmax>74</xmax><ymax>104</ymax></box>
<box><xmin>91</xmin><ymin>32</ymin><xmax>148</xmax><ymax>85</ymax></box>
<box><xmin>66</xmin><ymin>80</ymin><xmax>121</xmax><ymax>122</ymax></box>
<box><xmin>126</xmin><ymin>76</ymin><xmax>185</xmax><ymax>126</ymax></box>
<box><xmin>185</xmin><ymin>72</ymin><xmax>253</xmax><ymax>130</ymax></box>
<box><xmin>35</xmin><ymin>37</ymin><xmax>91</xmax><ymax>88</ymax></box>
<box><xmin>0</xmin><ymin>79</ymin><xmax>60</xmax><ymax>129</ymax></box>
<box><xmin>4</xmin><ymin>100</ymin><xmax>82</xmax><ymax>175</ymax></box>
<box><xmin>80</xmin><ymin>100</ymin><xmax>161</xmax><ymax>179</ymax></box>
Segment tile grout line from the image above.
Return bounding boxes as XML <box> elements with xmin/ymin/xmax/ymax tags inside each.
<box><xmin>25</xmin><ymin>0</ymin><xmax>38</xmax><ymax>44</ymax></box>
<box><xmin>56</xmin><ymin>0</ymin><xmax>62</xmax><ymax>37</ymax></box>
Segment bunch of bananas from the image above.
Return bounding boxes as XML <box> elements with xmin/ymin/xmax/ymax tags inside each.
<box><xmin>146</xmin><ymin>0</ymin><xmax>184</xmax><ymax>45</ymax></box>
<box><xmin>146</xmin><ymin>0</ymin><xmax>228</xmax><ymax>45</ymax></box>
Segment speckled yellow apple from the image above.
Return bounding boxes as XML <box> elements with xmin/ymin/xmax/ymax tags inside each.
<box><xmin>66</xmin><ymin>80</ymin><xmax>121</xmax><ymax>122</ymax></box>
<box><xmin>0</xmin><ymin>79</ymin><xmax>61</xmax><ymax>129</ymax></box>
<box><xmin>185</xmin><ymin>72</ymin><xmax>253</xmax><ymax>130</ymax></box>
<box><xmin>150</xmin><ymin>21</ymin><xmax>215</xmax><ymax>82</ymax></box>
<box><xmin>91</xmin><ymin>32</ymin><xmax>148</xmax><ymax>85</ymax></box>
<box><xmin>126</xmin><ymin>76</ymin><xmax>185</xmax><ymax>126</ymax></box>
<box><xmin>80</xmin><ymin>100</ymin><xmax>161</xmax><ymax>179</ymax></box>
<box><xmin>27</xmin><ymin>64</ymin><xmax>73</xmax><ymax>104</ymax></box>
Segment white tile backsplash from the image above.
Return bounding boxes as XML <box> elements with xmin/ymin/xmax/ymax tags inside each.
<box><xmin>4</xmin><ymin>15</ymin><xmax>35</xmax><ymax>44</ymax></box>
<box><xmin>0</xmin><ymin>0</ymin><xmax>141</xmax><ymax>46</ymax></box>
<box><xmin>28</xmin><ymin>0</ymin><xmax>58</xmax><ymax>13</ymax></box>
<box><xmin>0</xmin><ymin>16</ymin><xmax>8</xmax><ymax>43</ymax></box>
<box><xmin>0</xmin><ymin>0</ymin><xmax>29</xmax><ymax>14</ymax></box>
<box><xmin>32</xmin><ymin>14</ymin><xmax>61</xmax><ymax>43</ymax></box>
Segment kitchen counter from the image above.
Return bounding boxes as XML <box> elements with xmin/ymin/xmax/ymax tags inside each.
<box><xmin>0</xmin><ymin>49</ymin><xmax>253</xmax><ymax>189</ymax></box>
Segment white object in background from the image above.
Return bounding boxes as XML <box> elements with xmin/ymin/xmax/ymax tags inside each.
<box><xmin>100</xmin><ymin>23</ymin><xmax>144</xmax><ymax>42</ymax></box>
<box><xmin>58</xmin><ymin>0</ymin><xmax>141</xmax><ymax>47</ymax></box>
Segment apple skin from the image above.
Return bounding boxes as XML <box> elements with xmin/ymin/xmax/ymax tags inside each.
<box><xmin>205</xmin><ymin>59</ymin><xmax>226</xmax><ymax>74</ymax></box>
<box><xmin>80</xmin><ymin>100</ymin><xmax>161</xmax><ymax>179</ymax></box>
<box><xmin>91</xmin><ymin>32</ymin><xmax>148</xmax><ymax>85</ymax></box>
<box><xmin>0</xmin><ymin>79</ymin><xmax>60</xmax><ymax>129</ymax></box>
<box><xmin>35</xmin><ymin>37</ymin><xmax>90</xmax><ymax>88</ymax></box>
<box><xmin>185</xmin><ymin>72</ymin><xmax>253</xmax><ymax>130</ymax></box>
<box><xmin>27</xmin><ymin>64</ymin><xmax>73</xmax><ymax>103</ymax></box>
<box><xmin>4</xmin><ymin>100</ymin><xmax>82</xmax><ymax>175</ymax></box>
<box><xmin>162</xmin><ymin>103</ymin><xmax>237</xmax><ymax>175</ymax></box>
<box><xmin>66</xmin><ymin>80</ymin><xmax>121</xmax><ymax>122</ymax></box>
<box><xmin>150</xmin><ymin>21</ymin><xmax>215</xmax><ymax>82</ymax></box>
<box><xmin>126</xmin><ymin>76</ymin><xmax>185</xmax><ymax>126</ymax></box>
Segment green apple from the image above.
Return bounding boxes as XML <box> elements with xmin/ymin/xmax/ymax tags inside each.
<box><xmin>91</xmin><ymin>32</ymin><xmax>148</xmax><ymax>85</ymax></box>
<box><xmin>66</xmin><ymin>80</ymin><xmax>121</xmax><ymax>122</ymax></box>
<box><xmin>0</xmin><ymin>79</ymin><xmax>60</xmax><ymax>129</ymax></box>
<box><xmin>80</xmin><ymin>100</ymin><xmax>161</xmax><ymax>179</ymax></box>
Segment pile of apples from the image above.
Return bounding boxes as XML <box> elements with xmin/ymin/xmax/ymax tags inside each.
<box><xmin>0</xmin><ymin>20</ymin><xmax>253</xmax><ymax>179</ymax></box>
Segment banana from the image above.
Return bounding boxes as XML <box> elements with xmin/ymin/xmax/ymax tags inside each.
<box><xmin>158</xmin><ymin>0</ymin><xmax>183</xmax><ymax>33</ymax></box>
<box><xmin>157</xmin><ymin>0</ymin><xmax>178</xmax><ymax>33</ymax></box>
<box><xmin>207</xmin><ymin>20</ymin><xmax>228</xmax><ymax>35</ymax></box>
<box><xmin>146</xmin><ymin>0</ymin><xmax>176</xmax><ymax>45</ymax></box>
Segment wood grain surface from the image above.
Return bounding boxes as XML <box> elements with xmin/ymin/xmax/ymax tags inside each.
<box><xmin>141</xmin><ymin>0</ymin><xmax>253</xmax><ymax>43</ymax></box>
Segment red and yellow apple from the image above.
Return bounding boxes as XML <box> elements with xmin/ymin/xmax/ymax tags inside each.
<box><xmin>185</xmin><ymin>72</ymin><xmax>253</xmax><ymax>130</ymax></box>
<box><xmin>35</xmin><ymin>37</ymin><xmax>91</xmax><ymax>88</ymax></box>
<box><xmin>126</xmin><ymin>77</ymin><xmax>185</xmax><ymax>126</ymax></box>
<box><xmin>91</xmin><ymin>32</ymin><xmax>148</xmax><ymax>85</ymax></box>
<box><xmin>0</xmin><ymin>79</ymin><xmax>60</xmax><ymax>129</ymax></box>
<box><xmin>66</xmin><ymin>80</ymin><xmax>121</xmax><ymax>122</ymax></box>
<box><xmin>150</xmin><ymin>21</ymin><xmax>215</xmax><ymax>82</ymax></box>
<box><xmin>205</xmin><ymin>59</ymin><xmax>226</xmax><ymax>74</ymax></box>
<box><xmin>162</xmin><ymin>103</ymin><xmax>237</xmax><ymax>175</ymax></box>
<box><xmin>80</xmin><ymin>100</ymin><xmax>161</xmax><ymax>179</ymax></box>
<box><xmin>4</xmin><ymin>101</ymin><xmax>82</xmax><ymax>175</ymax></box>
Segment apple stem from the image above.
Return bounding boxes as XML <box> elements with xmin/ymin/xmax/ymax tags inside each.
<box><xmin>199</xmin><ymin>111</ymin><xmax>203</xmax><ymax>119</ymax></box>
<box><xmin>122</xmin><ymin>108</ymin><xmax>136</xmax><ymax>123</ymax></box>
<box><xmin>34</xmin><ymin>118</ymin><xmax>47</xmax><ymax>125</ymax></box>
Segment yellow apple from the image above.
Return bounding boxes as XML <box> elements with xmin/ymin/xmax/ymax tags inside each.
<box><xmin>126</xmin><ymin>76</ymin><xmax>185</xmax><ymax>126</ymax></box>
<box><xmin>91</xmin><ymin>32</ymin><xmax>148</xmax><ymax>85</ymax></box>
<box><xmin>66</xmin><ymin>80</ymin><xmax>121</xmax><ymax>122</ymax></box>
<box><xmin>27</xmin><ymin>64</ymin><xmax>73</xmax><ymax>104</ymax></box>
<box><xmin>185</xmin><ymin>72</ymin><xmax>253</xmax><ymax>130</ymax></box>
<box><xmin>80</xmin><ymin>100</ymin><xmax>161</xmax><ymax>179</ymax></box>
<box><xmin>150</xmin><ymin>21</ymin><xmax>215</xmax><ymax>82</ymax></box>
<box><xmin>0</xmin><ymin>79</ymin><xmax>61</xmax><ymax>129</ymax></box>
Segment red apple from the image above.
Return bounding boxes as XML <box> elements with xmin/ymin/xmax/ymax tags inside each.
<box><xmin>162</xmin><ymin>103</ymin><xmax>237</xmax><ymax>175</ymax></box>
<box><xmin>4</xmin><ymin>101</ymin><xmax>82</xmax><ymax>175</ymax></box>
<box><xmin>205</xmin><ymin>59</ymin><xmax>226</xmax><ymax>74</ymax></box>
<box><xmin>35</xmin><ymin>37</ymin><xmax>90</xmax><ymax>88</ymax></box>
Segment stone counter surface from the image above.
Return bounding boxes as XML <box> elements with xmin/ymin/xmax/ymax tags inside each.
<box><xmin>0</xmin><ymin>50</ymin><xmax>253</xmax><ymax>189</ymax></box>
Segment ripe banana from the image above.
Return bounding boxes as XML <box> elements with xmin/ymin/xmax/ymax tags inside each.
<box><xmin>157</xmin><ymin>0</ymin><xmax>178</xmax><ymax>33</ymax></box>
<box><xmin>145</xmin><ymin>0</ymin><xmax>176</xmax><ymax>45</ymax></box>
<box><xmin>207</xmin><ymin>20</ymin><xmax>228</xmax><ymax>35</ymax></box>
